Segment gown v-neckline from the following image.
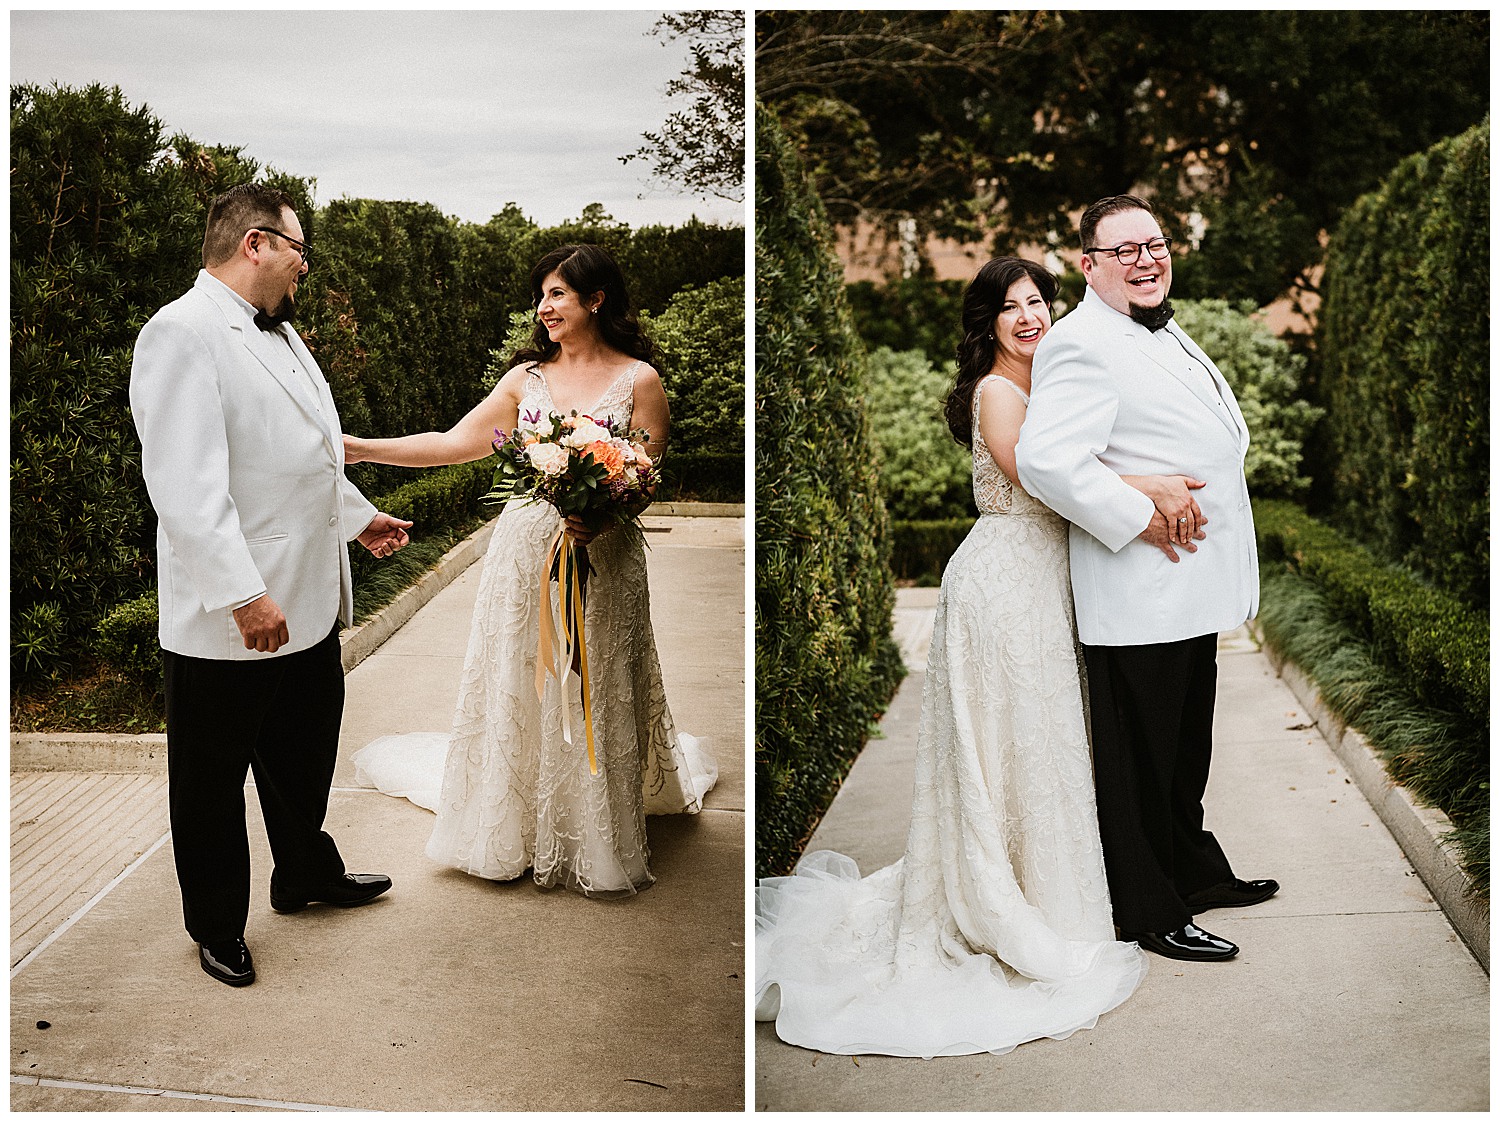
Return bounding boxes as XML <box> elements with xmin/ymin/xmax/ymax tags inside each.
<box><xmin>535</xmin><ymin>361</ymin><xmax>638</xmax><ymax>418</ymax></box>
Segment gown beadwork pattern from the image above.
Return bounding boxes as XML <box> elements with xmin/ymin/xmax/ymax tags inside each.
<box><xmin>754</xmin><ymin>374</ymin><xmax>1145</xmax><ymax>1057</ymax></box>
<box><xmin>354</xmin><ymin>361</ymin><xmax>717</xmax><ymax>897</ymax></box>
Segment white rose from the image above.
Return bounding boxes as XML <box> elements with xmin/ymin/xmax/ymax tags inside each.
<box><xmin>526</xmin><ymin>442</ymin><xmax>570</xmax><ymax>476</ymax></box>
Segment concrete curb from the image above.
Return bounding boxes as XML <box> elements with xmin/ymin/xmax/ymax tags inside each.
<box><xmin>1257</xmin><ymin>628</ymin><xmax>1489</xmax><ymax>973</ymax></box>
<box><xmin>649</xmin><ymin>501</ymin><xmax>744</xmax><ymax>517</ymax></box>
<box><xmin>12</xmin><ymin>521</ymin><xmax>499</xmax><ymax>774</ymax></box>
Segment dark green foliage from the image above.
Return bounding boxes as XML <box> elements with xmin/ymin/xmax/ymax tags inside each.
<box><xmin>755</xmin><ymin>103</ymin><xmax>905</xmax><ymax>878</ymax></box>
<box><xmin>1315</xmin><ymin>119</ymin><xmax>1489</xmax><ymax>606</ymax></box>
<box><xmin>346</xmin><ymin>462</ymin><xmax>496</xmax><ymax>589</ymax></box>
<box><xmin>845</xmin><ymin>278</ymin><xmax>966</xmax><ymax>368</ymax></box>
<box><xmin>93</xmin><ymin>591</ymin><xmax>161</xmax><ymax>689</ymax></box>
<box><xmin>10</xmin><ymin>82</ymin><xmax>284</xmax><ymax>682</ymax></box>
<box><xmin>1256</xmin><ymin>499</ymin><xmax>1486</xmax><ymax>729</ymax></box>
<box><xmin>655</xmin><ymin>453</ymin><xmax>744</xmax><ymax>504</ymax></box>
<box><xmin>12</xmin><ymin>83</ymin><xmax>743</xmax><ymax>694</ymax></box>
<box><xmin>643</xmin><ymin>275</ymin><xmax>746</xmax><ymax>464</ymax></box>
<box><xmin>1169</xmin><ymin>300</ymin><xmax>1322</xmax><ymax>498</ymax></box>
<box><xmin>863</xmin><ymin>348</ymin><xmax>973</xmax><ymax>522</ymax></box>
<box><xmin>1257</xmin><ymin>499</ymin><xmax>1488</xmax><ymax>893</ymax></box>
<box><xmin>889</xmin><ymin>519</ymin><xmax>976</xmax><ymax>584</ymax></box>
<box><xmin>759</xmin><ymin>11</ymin><xmax>1489</xmax><ymax>308</ymax></box>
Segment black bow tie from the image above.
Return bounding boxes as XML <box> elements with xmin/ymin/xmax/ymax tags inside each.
<box><xmin>253</xmin><ymin>311</ymin><xmax>286</xmax><ymax>332</ymax></box>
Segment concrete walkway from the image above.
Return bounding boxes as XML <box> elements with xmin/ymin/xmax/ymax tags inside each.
<box><xmin>755</xmin><ymin>588</ymin><xmax>1488</xmax><ymax>1112</ymax></box>
<box><xmin>11</xmin><ymin>514</ymin><xmax>746</xmax><ymax>1112</ymax></box>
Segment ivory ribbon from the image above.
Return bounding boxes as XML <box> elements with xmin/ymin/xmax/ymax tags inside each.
<box><xmin>536</xmin><ymin>523</ymin><xmax>598</xmax><ymax>775</ymax></box>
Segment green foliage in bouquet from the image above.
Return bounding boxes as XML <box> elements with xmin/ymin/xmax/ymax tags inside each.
<box><xmin>755</xmin><ymin>103</ymin><xmax>905</xmax><ymax>878</ymax></box>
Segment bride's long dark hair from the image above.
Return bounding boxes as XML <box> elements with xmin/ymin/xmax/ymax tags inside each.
<box><xmin>943</xmin><ymin>257</ymin><xmax>1059</xmax><ymax>448</ymax></box>
<box><xmin>509</xmin><ymin>243</ymin><xmax>656</xmax><ymax>367</ymax></box>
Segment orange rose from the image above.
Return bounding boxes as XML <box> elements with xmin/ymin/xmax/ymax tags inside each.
<box><xmin>587</xmin><ymin>440</ymin><xmax>626</xmax><ymax>478</ymax></box>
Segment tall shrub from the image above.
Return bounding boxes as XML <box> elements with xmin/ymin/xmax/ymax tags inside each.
<box><xmin>864</xmin><ymin>347</ymin><xmax>973</xmax><ymax>521</ymax></box>
<box><xmin>1316</xmin><ymin>118</ymin><xmax>1488</xmax><ymax>605</ymax></box>
<box><xmin>9</xmin><ymin>83</ymin><xmax>290</xmax><ymax>679</ymax></box>
<box><xmin>755</xmin><ymin>103</ymin><xmax>904</xmax><ymax>877</ymax></box>
<box><xmin>1170</xmin><ymin>299</ymin><xmax>1322</xmax><ymax>498</ymax></box>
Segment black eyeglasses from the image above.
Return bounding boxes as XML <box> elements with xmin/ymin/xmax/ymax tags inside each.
<box><xmin>251</xmin><ymin>227</ymin><xmax>311</xmax><ymax>265</ymax></box>
<box><xmin>1085</xmin><ymin>237</ymin><xmax>1172</xmax><ymax>266</ymax></box>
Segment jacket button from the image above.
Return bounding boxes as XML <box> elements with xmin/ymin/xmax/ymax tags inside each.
<box><xmin>329</xmin><ymin>516</ymin><xmax>338</xmax><ymax>527</ymax></box>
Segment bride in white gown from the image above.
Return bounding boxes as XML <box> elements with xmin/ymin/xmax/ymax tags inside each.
<box><xmin>346</xmin><ymin>244</ymin><xmax>715</xmax><ymax>897</ymax></box>
<box><xmin>756</xmin><ymin>257</ymin><xmax>1205</xmax><ymax>1057</ymax></box>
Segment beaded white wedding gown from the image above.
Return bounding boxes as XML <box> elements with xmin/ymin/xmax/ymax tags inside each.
<box><xmin>354</xmin><ymin>362</ymin><xmax>717</xmax><ymax>897</ymax></box>
<box><xmin>755</xmin><ymin>375</ymin><xmax>1145</xmax><ymax>1057</ymax></box>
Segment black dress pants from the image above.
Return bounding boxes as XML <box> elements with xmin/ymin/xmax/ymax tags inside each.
<box><xmin>162</xmin><ymin>623</ymin><xmax>347</xmax><ymax>943</ymax></box>
<box><xmin>1082</xmin><ymin>633</ymin><xmax>1234</xmax><ymax>934</ymax></box>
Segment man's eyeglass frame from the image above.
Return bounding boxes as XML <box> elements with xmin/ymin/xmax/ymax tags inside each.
<box><xmin>250</xmin><ymin>227</ymin><xmax>311</xmax><ymax>265</ymax></box>
<box><xmin>1084</xmin><ymin>238</ymin><xmax>1173</xmax><ymax>266</ymax></box>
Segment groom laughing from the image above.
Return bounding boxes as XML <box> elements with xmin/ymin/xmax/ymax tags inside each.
<box><xmin>131</xmin><ymin>184</ymin><xmax>413</xmax><ymax>986</ymax></box>
<box><xmin>1017</xmin><ymin>194</ymin><xmax>1278</xmax><ymax>962</ymax></box>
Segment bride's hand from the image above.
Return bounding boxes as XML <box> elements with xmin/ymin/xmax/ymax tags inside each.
<box><xmin>343</xmin><ymin>434</ymin><xmax>366</xmax><ymax>465</ymax></box>
<box><xmin>563</xmin><ymin>515</ymin><xmax>611</xmax><ymax>546</ymax></box>
<box><xmin>1123</xmin><ymin>474</ymin><xmax>1208</xmax><ymax>545</ymax></box>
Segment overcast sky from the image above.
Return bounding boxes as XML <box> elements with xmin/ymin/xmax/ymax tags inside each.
<box><xmin>10</xmin><ymin>9</ymin><xmax>745</xmax><ymax>230</ymax></box>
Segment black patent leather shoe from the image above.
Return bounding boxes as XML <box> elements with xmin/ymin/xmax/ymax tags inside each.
<box><xmin>270</xmin><ymin>873</ymin><xmax>392</xmax><ymax>913</ymax></box>
<box><xmin>199</xmin><ymin>938</ymin><xmax>255</xmax><ymax>986</ymax></box>
<box><xmin>1183</xmin><ymin>877</ymin><xmax>1280</xmax><ymax>913</ymax></box>
<box><xmin>1122</xmin><ymin>923</ymin><xmax>1239</xmax><ymax>962</ymax></box>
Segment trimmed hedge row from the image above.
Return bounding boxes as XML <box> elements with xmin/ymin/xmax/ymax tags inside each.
<box><xmin>94</xmin><ymin>461</ymin><xmax>498</xmax><ymax>687</ymax></box>
<box><xmin>1315</xmin><ymin>117</ymin><xmax>1488</xmax><ymax>606</ymax></box>
<box><xmin>755</xmin><ymin>102</ymin><xmax>905</xmax><ymax>878</ymax></box>
<box><xmin>890</xmin><ymin>519</ymin><xmax>975</xmax><ymax>584</ymax></box>
<box><xmin>1255</xmin><ymin>498</ymin><xmax>1487</xmax><ymax>892</ymax></box>
<box><xmin>1255</xmin><ymin>498</ymin><xmax>1486</xmax><ymax>728</ymax></box>
<box><xmin>12</xmin><ymin>82</ymin><xmax>744</xmax><ymax>685</ymax></box>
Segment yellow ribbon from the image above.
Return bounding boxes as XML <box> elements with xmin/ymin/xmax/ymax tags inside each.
<box><xmin>536</xmin><ymin>523</ymin><xmax>598</xmax><ymax>775</ymax></box>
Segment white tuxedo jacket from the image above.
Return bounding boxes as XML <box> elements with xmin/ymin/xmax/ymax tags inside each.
<box><xmin>130</xmin><ymin>271</ymin><xmax>377</xmax><ymax>659</ymax></box>
<box><xmin>1015</xmin><ymin>287</ymin><xmax>1258</xmax><ymax>646</ymax></box>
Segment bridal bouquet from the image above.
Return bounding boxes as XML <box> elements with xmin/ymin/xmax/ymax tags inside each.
<box><xmin>484</xmin><ymin>407</ymin><xmax>659</xmax><ymax>547</ymax></box>
<box><xmin>483</xmin><ymin>407</ymin><xmax>660</xmax><ymax>777</ymax></box>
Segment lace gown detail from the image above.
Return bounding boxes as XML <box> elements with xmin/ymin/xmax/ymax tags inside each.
<box><xmin>354</xmin><ymin>362</ymin><xmax>717</xmax><ymax>897</ymax></box>
<box><xmin>754</xmin><ymin>375</ymin><xmax>1145</xmax><ymax>1057</ymax></box>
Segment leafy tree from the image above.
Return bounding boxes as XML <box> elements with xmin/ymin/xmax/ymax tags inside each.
<box><xmin>755</xmin><ymin>102</ymin><xmax>903</xmax><ymax>876</ymax></box>
<box><xmin>757</xmin><ymin>11</ymin><xmax>1489</xmax><ymax>309</ymax></box>
<box><xmin>9</xmin><ymin>83</ymin><xmax>279</xmax><ymax>679</ymax></box>
<box><xmin>622</xmin><ymin>10</ymin><xmax>745</xmax><ymax>202</ymax></box>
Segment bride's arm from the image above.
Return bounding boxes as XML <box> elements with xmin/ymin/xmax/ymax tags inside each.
<box><xmin>975</xmin><ymin>378</ymin><xmax>1027</xmax><ymax>486</ymax></box>
<box><xmin>344</xmin><ymin>366</ymin><xmax>527</xmax><ymax>467</ymax></box>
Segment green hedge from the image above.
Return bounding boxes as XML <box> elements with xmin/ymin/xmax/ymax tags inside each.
<box><xmin>755</xmin><ymin>102</ymin><xmax>905</xmax><ymax>878</ymax></box>
<box><xmin>845</xmin><ymin>277</ymin><xmax>967</xmax><ymax>368</ymax></box>
<box><xmin>1255</xmin><ymin>498</ymin><xmax>1486</xmax><ymax>727</ymax></box>
<box><xmin>1256</xmin><ymin>498</ymin><xmax>1487</xmax><ymax>892</ymax></box>
<box><xmin>93</xmin><ymin>461</ymin><xmax>499</xmax><ymax>687</ymax></box>
<box><xmin>1315</xmin><ymin>117</ymin><xmax>1488</xmax><ymax>606</ymax></box>
<box><xmin>890</xmin><ymin>519</ymin><xmax>975</xmax><ymax>584</ymax></box>
<box><xmin>12</xmin><ymin>82</ymin><xmax>743</xmax><ymax>686</ymax></box>
<box><xmin>865</xmin><ymin>348</ymin><xmax>974</xmax><ymax>522</ymax></box>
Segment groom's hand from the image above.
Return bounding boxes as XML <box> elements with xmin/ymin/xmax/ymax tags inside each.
<box><xmin>1139</xmin><ymin>510</ymin><xmax>1203</xmax><ymax>563</ymax></box>
<box><xmin>233</xmin><ymin>595</ymin><xmax>290</xmax><ymax>653</ymax></box>
<box><xmin>358</xmin><ymin>512</ymin><xmax>414</xmax><ymax>558</ymax></box>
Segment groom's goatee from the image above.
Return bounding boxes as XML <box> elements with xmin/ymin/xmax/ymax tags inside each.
<box><xmin>1129</xmin><ymin>299</ymin><xmax>1174</xmax><ymax>332</ymax></box>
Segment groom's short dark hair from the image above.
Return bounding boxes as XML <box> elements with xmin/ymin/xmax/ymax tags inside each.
<box><xmin>202</xmin><ymin>183</ymin><xmax>297</xmax><ymax>268</ymax></box>
<box><xmin>1079</xmin><ymin>194</ymin><xmax>1157</xmax><ymax>252</ymax></box>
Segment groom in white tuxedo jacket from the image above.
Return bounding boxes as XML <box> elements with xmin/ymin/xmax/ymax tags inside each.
<box><xmin>1016</xmin><ymin>195</ymin><xmax>1278</xmax><ymax>963</ymax></box>
<box><xmin>131</xmin><ymin>184</ymin><xmax>412</xmax><ymax>986</ymax></box>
